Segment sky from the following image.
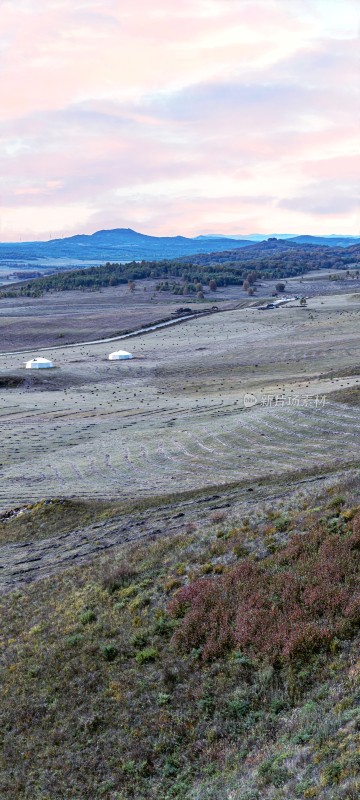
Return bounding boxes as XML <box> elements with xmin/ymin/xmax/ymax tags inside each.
<box><xmin>0</xmin><ymin>0</ymin><xmax>359</xmax><ymax>241</ymax></box>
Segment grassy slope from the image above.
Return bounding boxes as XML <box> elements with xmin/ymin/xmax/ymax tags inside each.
<box><xmin>326</xmin><ymin>387</ymin><xmax>360</xmax><ymax>406</ymax></box>
<box><xmin>0</xmin><ymin>480</ymin><xmax>359</xmax><ymax>800</ymax></box>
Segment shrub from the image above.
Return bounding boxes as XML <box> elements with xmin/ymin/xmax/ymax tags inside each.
<box><xmin>153</xmin><ymin>615</ymin><xmax>176</xmax><ymax>637</ymax></box>
<box><xmin>131</xmin><ymin>630</ymin><xmax>149</xmax><ymax>648</ymax></box>
<box><xmin>101</xmin><ymin>644</ymin><xmax>118</xmax><ymax>662</ymax></box>
<box><xmin>258</xmin><ymin>755</ymin><xmax>291</xmax><ymax>787</ymax></box>
<box><xmin>103</xmin><ymin>564</ymin><xmax>137</xmax><ymax>593</ymax></box>
<box><xmin>274</xmin><ymin>514</ymin><xmax>291</xmax><ymax>532</ymax></box>
<box><xmin>136</xmin><ymin>647</ymin><xmax>158</xmax><ymax>665</ymax></box>
<box><xmin>185</xmin><ymin>521</ymin><xmax>198</xmax><ymax>533</ymax></box>
<box><xmin>164</xmin><ymin>577</ymin><xmax>182</xmax><ymax>594</ymax></box>
<box><xmin>233</xmin><ymin>542</ymin><xmax>248</xmax><ymax>558</ymax></box>
<box><xmin>321</xmin><ymin>761</ymin><xmax>342</xmax><ymax>785</ymax></box>
<box><xmin>169</xmin><ymin>515</ymin><xmax>360</xmax><ymax>664</ymax></box>
<box><xmin>157</xmin><ymin>692</ymin><xmax>171</xmax><ymax>706</ymax></box>
<box><xmin>227</xmin><ymin>693</ymin><xmax>251</xmax><ymax>719</ymax></box>
<box><xmin>210</xmin><ymin>540</ymin><xmax>227</xmax><ymax>556</ymax></box>
<box><xmin>128</xmin><ymin>592</ymin><xmax>151</xmax><ymax>612</ymax></box>
<box><xmin>328</xmin><ymin>495</ymin><xmax>346</xmax><ymax>511</ymax></box>
<box><xmin>210</xmin><ymin>510</ymin><xmax>228</xmax><ymax>523</ymax></box>
<box><xmin>66</xmin><ymin>634</ymin><xmax>82</xmax><ymax>647</ymax></box>
<box><xmin>80</xmin><ymin>609</ymin><xmax>96</xmax><ymax>625</ymax></box>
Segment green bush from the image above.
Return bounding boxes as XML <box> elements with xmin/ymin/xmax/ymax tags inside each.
<box><xmin>131</xmin><ymin>630</ymin><xmax>150</xmax><ymax>648</ymax></box>
<box><xmin>101</xmin><ymin>643</ymin><xmax>118</xmax><ymax>662</ymax></box>
<box><xmin>80</xmin><ymin>609</ymin><xmax>96</xmax><ymax>625</ymax></box>
<box><xmin>258</xmin><ymin>754</ymin><xmax>291</xmax><ymax>787</ymax></box>
<box><xmin>135</xmin><ymin>647</ymin><xmax>158</xmax><ymax>665</ymax></box>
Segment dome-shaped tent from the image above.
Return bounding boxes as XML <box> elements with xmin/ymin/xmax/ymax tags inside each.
<box><xmin>108</xmin><ymin>350</ymin><xmax>133</xmax><ymax>360</ymax></box>
<box><xmin>25</xmin><ymin>357</ymin><xmax>54</xmax><ymax>369</ymax></box>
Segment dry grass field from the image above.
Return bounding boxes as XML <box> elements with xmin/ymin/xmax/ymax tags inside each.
<box><xmin>0</xmin><ymin>291</ymin><xmax>360</xmax><ymax>516</ymax></box>
<box><xmin>0</xmin><ymin>282</ymin><xmax>198</xmax><ymax>351</ymax></box>
<box><xmin>1</xmin><ymin>285</ymin><xmax>360</xmax><ymax>800</ymax></box>
<box><xmin>1</xmin><ymin>271</ymin><xmax>360</xmax><ymax>351</ymax></box>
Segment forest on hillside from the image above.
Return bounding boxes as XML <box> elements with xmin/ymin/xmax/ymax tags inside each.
<box><xmin>1</xmin><ymin>240</ymin><xmax>359</xmax><ymax>298</ymax></box>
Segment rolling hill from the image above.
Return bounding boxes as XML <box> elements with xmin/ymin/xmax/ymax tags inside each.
<box><xmin>0</xmin><ymin>228</ymin><xmax>253</xmax><ymax>263</ymax></box>
<box><xmin>1</xmin><ymin>228</ymin><xmax>359</xmax><ymax>266</ymax></box>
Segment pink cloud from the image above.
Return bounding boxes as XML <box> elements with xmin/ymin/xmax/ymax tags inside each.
<box><xmin>0</xmin><ymin>0</ymin><xmax>359</xmax><ymax>239</ymax></box>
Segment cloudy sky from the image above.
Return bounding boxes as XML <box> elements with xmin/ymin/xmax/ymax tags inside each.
<box><xmin>0</xmin><ymin>0</ymin><xmax>359</xmax><ymax>240</ymax></box>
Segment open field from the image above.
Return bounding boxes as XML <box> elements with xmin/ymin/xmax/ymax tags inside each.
<box><xmin>0</xmin><ymin>291</ymin><xmax>360</xmax><ymax>520</ymax></box>
<box><xmin>1</xmin><ymin>285</ymin><xmax>360</xmax><ymax>800</ymax></box>
<box><xmin>0</xmin><ymin>281</ymin><xmax>205</xmax><ymax>351</ymax></box>
<box><xmin>1</xmin><ymin>270</ymin><xmax>360</xmax><ymax>351</ymax></box>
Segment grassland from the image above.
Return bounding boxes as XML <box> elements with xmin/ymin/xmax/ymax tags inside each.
<box><xmin>0</xmin><ymin>281</ymin><xmax>197</xmax><ymax>351</ymax></box>
<box><xmin>1</xmin><ymin>270</ymin><xmax>360</xmax><ymax>352</ymax></box>
<box><xmin>0</xmin><ymin>475</ymin><xmax>359</xmax><ymax>799</ymax></box>
<box><xmin>0</xmin><ymin>282</ymin><xmax>359</xmax><ymax>799</ymax></box>
<box><xmin>0</xmin><ymin>291</ymin><xmax>360</xmax><ymax>515</ymax></box>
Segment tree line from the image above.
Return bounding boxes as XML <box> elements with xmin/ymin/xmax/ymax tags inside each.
<box><xmin>1</xmin><ymin>240</ymin><xmax>359</xmax><ymax>298</ymax></box>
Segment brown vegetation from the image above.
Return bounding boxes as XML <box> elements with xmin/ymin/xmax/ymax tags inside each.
<box><xmin>170</xmin><ymin>514</ymin><xmax>360</xmax><ymax>663</ymax></box>
<box><xmin>0</xmin><ymin>482</ymin><xmax>359</xmax><ymax>799</ymax></box>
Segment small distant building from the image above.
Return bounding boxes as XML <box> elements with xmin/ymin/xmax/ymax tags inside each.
<box><xmin>25</xmin><ymin>357</ymin><xmax>54</xmax><ymax>369</ymax></box>
<box><xmin>108</xmin><ymin>350</ymin><xmax>133</xmax><ymax>361</ymax></box>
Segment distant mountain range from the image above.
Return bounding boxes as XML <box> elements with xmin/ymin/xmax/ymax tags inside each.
<box><xmin>0</xmin><ymin>228</ymin><xmax>359</xmax><ymax>265</ymax></box>
<box><xmin>196</xmin><ymin>234</ymin><xmax>360</xmax><ymax>246</ymax></box>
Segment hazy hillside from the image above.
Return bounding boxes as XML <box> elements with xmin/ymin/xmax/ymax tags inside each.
<box><xmin>1</xmin><ymin>229</ymin><xmax>359</xmax><ymax>267</ymax></box>
<box><xmin>198</xmin><ymin>234</ymin><xmax>360</xmax><ymax>247</ymax></box>
<box><xmin>290</xmin><ymin>235</ymin><xmax>360</xmax><ymax>247</ymax></box>
<box><xmin>0</xmin><ymin>228</ymin><xmax>254</xmax><ymax>263</ymax></box>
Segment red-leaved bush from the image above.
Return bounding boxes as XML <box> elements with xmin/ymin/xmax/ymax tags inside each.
<box><xmin>168</xmin><ymin>514</ymin><xmax>360</xmax><ymax>663</ymax></box>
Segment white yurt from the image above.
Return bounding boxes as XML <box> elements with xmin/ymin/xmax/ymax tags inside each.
<box><xmin>25</xmin><ymin>357</ymin><xmax>54</xmax><ymax>369</ymax></box>
<box><xmin>108</xmin><ymin>350</ymin><xmax>133</xmax><ymax>361</ymax></box>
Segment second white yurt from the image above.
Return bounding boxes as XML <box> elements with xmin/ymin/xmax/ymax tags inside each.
<box><xmin>25</xmin><ymin>357</ymin><xmax>54</xmax><ymax>369</ymax></box>
<box><xmin>108</xmin><ymin>350</ymin><xmax>133</xmax><ymax>360</ymax></box>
